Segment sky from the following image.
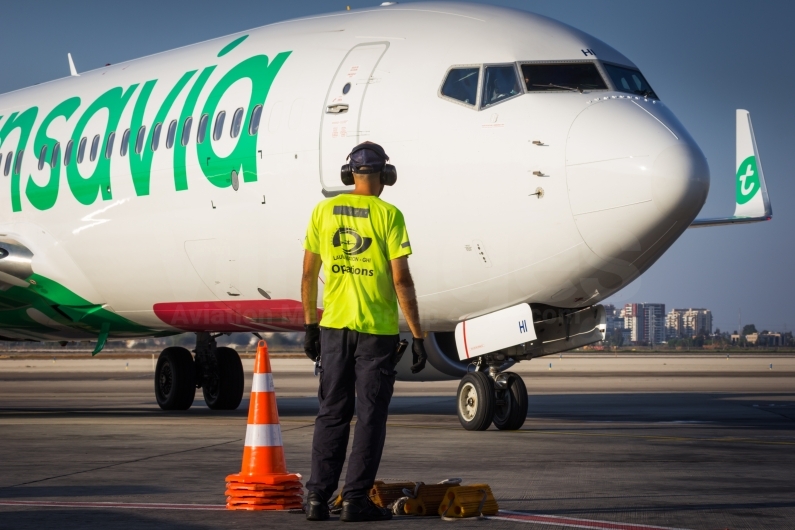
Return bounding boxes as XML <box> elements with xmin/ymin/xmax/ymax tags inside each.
<box><xmin>0</xmin><ymin>0</ymin><xmax>792</xmax><ymax>334</ymax></box>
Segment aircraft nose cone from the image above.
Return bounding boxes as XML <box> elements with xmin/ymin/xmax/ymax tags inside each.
<box><xmin>651</xmin><ymin>142</ymin><xmax>709</xmax><ymax>221</ymax></box>
<box><xmin>566</xmin><ymin>98</ymin><xmax>709</xmax><ymax>283</ymax></box>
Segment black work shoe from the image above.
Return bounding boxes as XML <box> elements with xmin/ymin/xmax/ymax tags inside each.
<box><xmin>340</xmin><ymin>496</ymin><xmax>393</xmax><ymax>522</ymax></box>
<box><xmin>306</xmin><ymin>491</ymin><xmax>330</xmax><ymax>521</ymax></box>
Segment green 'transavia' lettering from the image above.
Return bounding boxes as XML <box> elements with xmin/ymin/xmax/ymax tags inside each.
<box><xmin>67</xmin><ymin>85</ymin><xmax>137</xmax><ymax>205</ymax></box>
<box><xmin>129</xmin><ymin>71</ymin><xmax>196</xmax><ymax>196</ymax></box>
<box><xmin>25</xmin><ymin>97</ymin><xmax>81</xmax><ymax>210</ymax></box>
<box><xmin>197</xmin><ymin>51</ymin><xmax>290</xmax><ymax>188</ymax></box>
<box><xmin>174</xmin><ymin>66</ymin><xmax>216</xmax><ymax>192</ymax></box>
<box><xmin>5</xmin><ymin>45</ymin><xmax>291</xmax><ymax>212</ymax></box>
<box><xmin>0</xmin><ymin>108</ymin><xmax>39</xmax><ymax>212</ymax></box>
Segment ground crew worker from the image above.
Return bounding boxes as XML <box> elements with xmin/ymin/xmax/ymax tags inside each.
<box><xmin>301</xmin><ymin>141</ymin><xmax>427</xmax><ymax>522</ymax></box>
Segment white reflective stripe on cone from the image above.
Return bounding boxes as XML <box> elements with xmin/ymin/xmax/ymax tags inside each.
<box><xmin>251</xmin><ymin>373</ymin><xmax>274</xmax><ymax>392</ymax></box>
<box><xmin>244</xmin><ymin>423</ymin><xmax>283</xmax><ymax>447</ymax></box>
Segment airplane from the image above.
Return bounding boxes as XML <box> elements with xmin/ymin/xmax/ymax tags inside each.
<box><xmin>0</xmin><ymin>2</ymin><xmax>772</xmax><ymax>430</ymax></box>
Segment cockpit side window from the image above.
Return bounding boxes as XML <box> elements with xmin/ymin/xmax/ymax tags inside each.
<box><xmin>521</xmin><ymin>63</ymin><xmax>607</xmax><ymax>93</ymax></box>
<box><xmin>482</xmin><ymin>65</ymin><xmax>521</xmax><ymax>108</ymax></box>
<box><xmin>440</xmin><ymin>67</ymin><xmax>480</xmax><ymax>107</ymax></box>
<box><xmin>602</xmin><ymin>63</ymin><xmax>658</xmax><ymax>99</ymax></box>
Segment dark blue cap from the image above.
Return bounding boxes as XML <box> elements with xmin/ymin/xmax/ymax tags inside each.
<box><xmin>348</xmin><ymin>142</ymin><xmax>389</xmax><ymax>174</ymax></box>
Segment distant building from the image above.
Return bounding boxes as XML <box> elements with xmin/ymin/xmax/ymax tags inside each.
<box><xmin>666</xmin><ymin>308</ymin><xmax>713</xmax><ymax>339</ymax></box>
<box><xmin>747</xmin><ymin>332</ymin><xmax>783</xmax><ymax>346</ymax></box>
<box><xmin>604</xmin><ymin>304</ymin><xmax>623</xmax><ymax>332</ymax></box>
<box><xmin>624</xmin><ymin>303</ymin><xmax>666</xmax><ymax>345</ymax></box>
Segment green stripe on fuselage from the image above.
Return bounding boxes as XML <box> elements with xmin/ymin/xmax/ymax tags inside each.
<box><xmin>0</xmin><ymin>274</ymin><xmax>167</xmax><ymax>342</ymax></box>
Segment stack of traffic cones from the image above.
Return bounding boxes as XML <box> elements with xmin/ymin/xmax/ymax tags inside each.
<box><xmin>225</xmin><ymin>340</ymin><xmax>304</xmax><ymax>511</ymax></box>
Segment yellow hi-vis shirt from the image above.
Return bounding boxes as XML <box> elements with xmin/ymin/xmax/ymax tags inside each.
<box><xmin>304</xmin><ymin>194</ymin><xmax>412</xmax><ymax>335</ymax></box>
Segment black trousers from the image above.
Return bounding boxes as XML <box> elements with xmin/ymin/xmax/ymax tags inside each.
<box><xmin>306</xmin><ymin>327</ymin><xmax>398</xmax><ymax>501</ymax></box>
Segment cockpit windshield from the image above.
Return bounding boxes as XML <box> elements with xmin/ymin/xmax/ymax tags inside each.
<box><xmin>482</xmin><ymin>65</ymin><xmax>522</xmax><ymax>107</ymax></box>
<box><xmin>602</xmin><ymin>63</ymin><xmax>658</xmax><ymax>99</ymax></box>
<box><xmin>521</xmin><ymin>63</ymin><xmax>607</xmax><ymax>92</ymax></box>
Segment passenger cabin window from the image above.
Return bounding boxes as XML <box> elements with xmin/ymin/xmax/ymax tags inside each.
<box><xmin>90</xmin><ymin>135</ymin><xmax>100</xmax><ymax>162</ymax></box>
<box><xmin>441</xmin><ymin>67</ymin><xmax>479</xmax><ymax>106</ymax></box>
<box><xmin>482</xmin><ymin>65</ymin><xmax>521</xmax><ymax>107</ymax></box>
<box><xmin>151</xmin><ymin>122</ymin><xmax>162</xmax><ymax>151</ymax></box>
<box><xmin>249</xmin><ymin>105</ymin><xmax>262</xmax><ymax>135</ymax></box>
<box><xmin>602</xmin><ymin>63</ymin><xmax>658</xmax><ymax>99</ymax></box>
<box><xmin>77</xmin><ymin>137</ymin><xmax>87</xmax><ymax>164</ymax></box>
<box><xmin>64</xmin><ymin>141</ymin><xmax>74</xmax><ymax>166</ymax></box>
<box><xmin>135</xmin><ymin>126</ymin><xmax>146</xmax><ymax>155</ymax></box>
<box><xmin>14</xmin><ymin>150</ymin><xmax>23</xmax><ymax>175</ymax></box>
<box><xmin>521</xmin><ymin>63</ymin><xmax>607</xmax><ymax>93</ymax></box>
<box><xmin>166</xmin><ymin>120</ymin><xmax>177</xmax><ymax>149</ymax></box>
<box><xmin>105</xmin><ymin>132</ymin><xmax>115</xmax><ymax>159</ymax></box>
<box><xmin>181</xmin><ymin>117</ymin><xmax>193</xmax><ymax>146</ymax></box>
<box><xmin>120</xmin><ymin>129</ymin><xmax>130</xmax><ymax>157</ymax></box>
<box><xmin>3</xmin><ymin>153</ymin><xmax>11</xmax><ymax>176</ymax></box>
<box><xmin>197</xmin><ymin>114</ymin><xmax>209</xmax><ymax>144</ymax></box>
<box><xmin>213</xmin><ymin>111</ymin><xmax>226</xmax><ymax>141</ymax></box>
<box><xmin>38</xmin><ymin>145</ymin><xmax>48</xmax><ymax>170</ymax></box>
<box><xmin>51</xmin><ymin>142</ymin><xmax>60</xmax><ymax>168</ymax></box>
<box><xmin>230</xmin><ymin>107</ymin><xmax>244</xmax><ymax>138</ymax></box>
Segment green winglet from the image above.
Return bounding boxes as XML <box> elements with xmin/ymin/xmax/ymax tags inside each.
<box><xmin>57</xmin><ymin>304</ymin><xmax>104</xmax><ymax>323</ymax></box>
<box><xmin>92</xmin><ymin>322</ymin><xmax>110</xmax><ymax>356</ymax></box>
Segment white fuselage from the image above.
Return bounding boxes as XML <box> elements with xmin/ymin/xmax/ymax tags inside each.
<box><xmin>0</xmin><ymin>3</ymin><xmax>709</xmax><ymax>341</ymax></box>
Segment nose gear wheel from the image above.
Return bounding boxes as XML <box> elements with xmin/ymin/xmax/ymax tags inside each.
<box><xmin>492</xmin><ymin>372</ymin><xmax>528</xmax><ymax>430</ymax></box>
<box><xmin>456</xmin><ymin>371</ymin><xmax>495</xmax><ymax>431</ymax></box>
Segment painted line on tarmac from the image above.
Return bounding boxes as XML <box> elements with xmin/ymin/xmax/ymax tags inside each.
<box><xmin>489</xmin><ymin>510</ymin><xmax>688</xmax><ymax>530</ymax></box>
<box><xmin>387</xmin><ymin>422</ymin><xmax>795</xmax><ymax>446</ymax></box>
<box><xmin>0</xmin><ymin>500</ymin><xmax>226</xmax><ymax>511</ymax></box>
<box><xmin>512</xmin><ymin>429</ymin><xmax>795</xmax><ymax>446</ymax></box>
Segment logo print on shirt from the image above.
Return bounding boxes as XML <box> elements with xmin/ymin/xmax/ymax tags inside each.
<box><xmin>332</xmin><ymin>227</ymin><xmax>372</xmax><ymax>256</ymax></box>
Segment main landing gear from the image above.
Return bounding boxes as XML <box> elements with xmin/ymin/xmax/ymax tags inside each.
<box><xmin>456</xmin><ymin>364</ymin><xmax>528</xmax><ymax>431</ymax></box>
<box><xmin>155</xmin><ymin>332</ymin><xmax>244</xmax><ymax>411</ymax></box>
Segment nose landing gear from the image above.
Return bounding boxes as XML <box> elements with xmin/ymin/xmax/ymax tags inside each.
<box><xmin>456</xmin><ymin>362</ymin><xmax>528</xmax><ymax>431</ymax></box>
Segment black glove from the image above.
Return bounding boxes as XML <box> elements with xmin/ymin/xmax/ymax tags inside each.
<box><xmin>304</xmin><ymin>323</ymin><xmax>321</xmax><ymax>362</ymax></box>
<box><xmin>410</xmin><ymin>337</ymin><xmax>427</xmax><ymax>374</ymax></box>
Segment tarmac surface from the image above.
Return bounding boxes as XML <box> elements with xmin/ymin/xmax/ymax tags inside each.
<box><xmin>0</xmin><ymin>354</ymin><xmax>793</xmax><ymax>529</ymax></box>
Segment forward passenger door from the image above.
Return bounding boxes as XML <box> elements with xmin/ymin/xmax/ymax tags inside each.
<box><xmin>319</xmin><ymin>42</ymin><xmax>389</xmax><ymax>193</ymax></box>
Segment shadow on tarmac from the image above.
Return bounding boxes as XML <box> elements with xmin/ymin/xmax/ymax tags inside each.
<box><xmin>1</xmin><ymin>392</ymin><xmax>792</xmax><ymax>425</ymax></box>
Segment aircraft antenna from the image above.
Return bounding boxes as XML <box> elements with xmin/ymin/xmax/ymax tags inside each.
<box><xmin>68</xmin><ymin>53</ymin><xmax>79</xmax><ymax>77</ymax></box>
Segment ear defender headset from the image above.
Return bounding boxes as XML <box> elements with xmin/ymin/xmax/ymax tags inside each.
<box><xmin>340</xmin><ymin>142</ymin><xmax>397</xmax><ymax>186</ymax></box>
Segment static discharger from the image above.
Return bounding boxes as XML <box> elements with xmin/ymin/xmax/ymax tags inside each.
<box><xmin>225</xmin><ymin>340</ymin><xmax>304</xmax><ymax>511</ymax></box>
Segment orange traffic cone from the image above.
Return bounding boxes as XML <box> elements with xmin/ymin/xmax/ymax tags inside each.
<box><xmin>225</xmin><ymin>340</ymin><xmax>304</xmax><ymax>511</ymax></box>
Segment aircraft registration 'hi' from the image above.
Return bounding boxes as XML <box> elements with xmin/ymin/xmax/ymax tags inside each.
<box><xmin>0</xmin><ymin>2</ymin><xmax>773</xmax><ymax>428</ymax></box>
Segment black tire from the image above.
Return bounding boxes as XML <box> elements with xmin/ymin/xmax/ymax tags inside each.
<box><xmin>456</xmin><ymin>371</ymin><xmax>495</xmax><ymax>431</ymax></box>
<box><xmin>155</xmin><ymin>347</ymin><xmax>196</xmax><ymax>410</ymax></box>
<box><xmin>492</xmin><ymin>372</ymin><xmax>528</xmax><ymax>431</ymax></box>
<box><xmin>202</xmin><ymin>347</ymin><xmax>244</xmax><ymax>410</ymax></box>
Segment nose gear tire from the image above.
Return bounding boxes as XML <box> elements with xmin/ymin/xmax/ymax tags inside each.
<box><xmin>456</xmin><ymin>371</ymin><xmax>495</xmax><ymax>431</ymax></box>
<box><xmin>155</xmin><ymin>347</ymin><xmax>196</xmax><ymax>410</ymax></box>
<box><xmin>492</xmin><ymin>372</ymin><xmax>528</xmax><ymax>431</ymax></box>
<box><xmin>202</xmin><ymin>346</ymin><xmax>244</xmax><ymax>410</ymax></box>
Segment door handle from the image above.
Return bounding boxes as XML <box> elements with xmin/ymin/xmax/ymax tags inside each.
<box><xmin>326</xmin><ymin>104</ymin><xmax>349</xmax><ymax>114</ymax></box>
